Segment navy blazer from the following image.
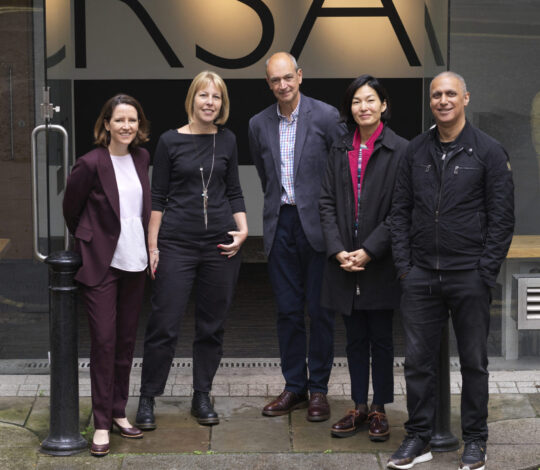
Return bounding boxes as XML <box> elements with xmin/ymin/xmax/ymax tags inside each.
<box><xmin>63</xmin><ymin>146</ymin><xmax>151</xmax><ymax>287</ymax></box>
<box><xmin>248</xmin><ymin>94</ymin><xmax>345</xmax><ymax>255</ymax></box>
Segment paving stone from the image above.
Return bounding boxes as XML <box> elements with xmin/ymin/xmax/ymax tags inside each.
<box><xmin>37</xmin><ymin>454</ymin><xmax>123</xmax><ymax>469</ymax></box>
<box><xmin>121</xmin><ymin>453</ymin><xmax>381</xmax><ymax>470</ymax></box>
<box><xmin>0</xmin><ymin>375</ymin><xmax>27</xmax><ymax>385</ymax></box>
<box><xmin>172</xmin><ymin>384</ymin><xmax>192</xmax><ymax>396</ymax></box>
<box><xmin>213</xmin><ymin>396</ymin><xmax>268</xmax><ymax>419</ymax></box>
<box><xmin>248</xmin><ymin>383</ymin><xmax>267</xmax><ymax>396</ymax></box>
<box><xmin>211</xmin><ymin>383</ymin><xmax>229</xmax><ymax>396</ymax></box>
<box><xmin>0</xmin><ymin>396</ymin><xmax>33</xmax><ymax>425</ymax></box>
<box><xmin>111</xmin><ymin>424</ymin><xmax>210</xmax><ymax>454</ymax></box>
<box><xmin>528</xmin><ymin>393</ymin><xmax>540</xmax><ymax>416</ymax></box>
<box><xmin>0</xmin><ymin>447</ymin><xmax>38</xmax><ymax>470</ymax></box>
<box><xmin>0</xmin><ymin>421</ymin><xmax>40</xmax><ymax>448</ymax></box>
<box><xmin>379</xmin><ymin>449</ymin><xmax>461</xmax><ymax>470</ymax></box>
<box><xmin>25</xmin><ymin>376</ymin><xmax>49</xmax><ymax>385</ymax></box>
<box><xmin>489</xmin><ymin>418</ymin><xmax>540</xmax><ymax>444</ymax></box>
<box><xmin>229</xmin><ymin>384</ymin><xmax>248</xmax><ymax>396</ymax></box>
<box><xmin>127</xmin><ymin>397</ymin><xmax>201</xmax><ymax>429</ymax></box>
<box><xmin>483</xmin><ymin>443</ymin><xmax>540</xmax><ymax>470</ymax></box>
<box><xmin>486</xmin><ymin>394</ymin><xmax>536</xmax><ymax>422</ymax></box>
<box><xmin>327</xmin><ymin>383</ymin><xmax>344</xmax><ymax>396</ymax></box>
<box><xmin>268</xmin><ymin>384</ymin><xmax>284</xmax><ymax>396</ymax></box>
<box><xmin>0</xmin><ymin>385</ymin><xmax>19</xmax><ymax>396</ymax></box>
<box><xmin>26</xmin><ymin>397</ymin><xmax>92</xmax><ymax>441</ymax></box>
<box><xmin>211</xmin><ymin>416</ymin><xmax>290</xmax><ymax>452</ymax></box>
<box><xmin>292</xmin><ymin>397</ymin><xmax>410</xmax><ymax>453</ymax></box>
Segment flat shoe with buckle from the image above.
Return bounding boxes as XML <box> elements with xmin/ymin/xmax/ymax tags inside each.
<box><xmin>112</xmin><ymin>420</ymin><xmax>144</xmax><ymax>439</ymax></box>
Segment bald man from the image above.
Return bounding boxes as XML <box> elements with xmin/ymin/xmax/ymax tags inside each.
<box><xmin>248</xmin><ymin>52</ymin><xmax>345</xmax><ymax>422</ymax></box>
<box><xmin>388</xmin><ymin>72</ymin><xmax>514</xmax><ymax>470</ymax></box>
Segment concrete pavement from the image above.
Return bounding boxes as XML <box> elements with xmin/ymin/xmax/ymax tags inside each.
<box><xmin>0</xmin><ymin>360</ymin><xmax>539</xmax><ymax>469</ymax></box>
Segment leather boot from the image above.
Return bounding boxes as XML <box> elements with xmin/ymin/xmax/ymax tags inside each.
<box><xmin>135</xmin><ymin>395</ymin><xmax>156</xmax><ymax>430</ymax></box>
<box><xmin>191</xmin><ymin>391</ymin><xmax>219</xmax><ymax>425</ymax></box>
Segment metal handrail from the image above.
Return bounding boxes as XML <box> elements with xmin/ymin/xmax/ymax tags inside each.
<box><xmin>31</xmin><ymin>124</ymin><xmax>69</xmax><ymax>262</ymax></box>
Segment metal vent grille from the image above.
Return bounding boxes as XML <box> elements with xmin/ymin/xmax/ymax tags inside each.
<box><xmin>2</xmin><ymin>357</ymin><xmax>463</xmax><ymax>374</ymax></box>
<box><xmin>517</xmin><ymin>277</ymin><xmax>540</xmax><ymax>330</ymax></box>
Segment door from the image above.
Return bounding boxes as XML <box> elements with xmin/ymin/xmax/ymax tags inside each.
<box><xmin>0</xmin><ymin>0</ymin><xmax>70</xmax><ymax>361</ymax></box>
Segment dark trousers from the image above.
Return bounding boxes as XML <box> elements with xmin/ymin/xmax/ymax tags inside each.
<box><xmin>140</xmin><ymin>237</ymin><xmax>241</xmax><ymax>396</ymax></box>
<box><xmin>267</xmin><ymin>205</ymin><xmax>334</xmax><ymax>394</ymax></box>
<box><xmin>401</xmin><ymin>266</ymin><xmax>491</xmax><ymax>443</ymax></box>
<box><xmin>343</xmin><ymin>309</ymin><xmax>394</xmax><ymax>405</ymax></box>
<box><xmin>82</xmin><ymin>267</ymin><xmax>146</xmax><ymax>429</ymax></box>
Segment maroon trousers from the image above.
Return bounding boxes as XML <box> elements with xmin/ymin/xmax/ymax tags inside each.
<box><xmin>81</xmin><ymin>267</ymin><xmax>146</xmax><ymax>429</ymax></box>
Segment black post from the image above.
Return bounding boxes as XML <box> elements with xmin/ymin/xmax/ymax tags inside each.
<box><xmin>430</xmin><ymin>319</ymin><xmax>460</xmax><ymax>452</ymax></box>
<box><xmin>41</xmin><ymin>251</ymin><xmax>88</xmax><ymax>456</ymax></box>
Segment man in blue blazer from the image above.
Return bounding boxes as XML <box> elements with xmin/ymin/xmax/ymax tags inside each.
<box><xmin>249</xmin><ymin>52</ymin><xmax>345</xmax><ymax>421</ymax></box>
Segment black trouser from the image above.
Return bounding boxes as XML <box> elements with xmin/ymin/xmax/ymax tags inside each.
<box><xmin>401</xmin><ymin>266</ymin><xmax>490</xmax><ymax>443</ymax></box>
<box><xmin>343</xmin><ymin>309</ymin><xmax>394</xmax><ymax>405</ymax></box>
<box><xmin>140</xmin><ymin>236</ymin><xmax>241</xmax><ymax>395</ymax></box>
<box><xmin>267</xmin><ymin>205</ymin><xmax>334</xmax><ymax>394</ymax></box>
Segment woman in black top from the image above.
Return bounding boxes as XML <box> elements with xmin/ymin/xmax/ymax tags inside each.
<box><xmin>136</xmin><ymin>71</ymin><xmax>247</xmax><ymax>428</ymax></box>
<box><xmin>320</xmin><ymin>75</ymin><xmax>407</xmax><ymax>441</ymax></box>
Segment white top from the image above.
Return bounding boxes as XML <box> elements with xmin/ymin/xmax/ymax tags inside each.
<box><xmin>109</xmin><ymin>154</ymin><xmax>147</xmax><ymax>271</ymax></box>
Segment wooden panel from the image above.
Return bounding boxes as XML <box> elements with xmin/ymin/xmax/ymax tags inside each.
<box><xmin>507</xmin><ymin>235</ymin><xmax>540</xmax><ymax>259</ymax></box>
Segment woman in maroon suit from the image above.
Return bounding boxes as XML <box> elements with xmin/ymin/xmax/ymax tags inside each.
<box><xmin>63</xmin><ymin>94</ymin><xmax>151</xmax><ymax>457</ymax></box>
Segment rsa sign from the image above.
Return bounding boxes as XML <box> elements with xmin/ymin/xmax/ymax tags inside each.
<box><xmin>47</xmin><ymin>0</ymin><xmax>448</xmax><ymax>79</ymax></box>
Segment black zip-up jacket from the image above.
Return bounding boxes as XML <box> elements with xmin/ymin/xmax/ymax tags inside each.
<box><xmin>390</xmin><ymin>120</ymin><xmax>514</xmax><ymax>287</ymax></box>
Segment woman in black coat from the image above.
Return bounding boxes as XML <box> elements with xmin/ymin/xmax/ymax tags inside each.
<box><xmin>320</xmin><ymin>75</ymin><xmax>407</xmax><ymax>441</ymax></box>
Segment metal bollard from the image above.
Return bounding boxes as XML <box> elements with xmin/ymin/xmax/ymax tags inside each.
<box><xmin>430</xmin><ymin>320</ymin><xmax>460</xmax><ymax>452</ymax></box>
<box><xmin>41</xmin><ymin>251</ymin><xmax>88</xmax><ymax>455</ymax></box>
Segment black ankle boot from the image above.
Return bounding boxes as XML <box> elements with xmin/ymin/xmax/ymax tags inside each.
<box><xmin>135</xmin><ymin>395</ymin><xmax>156</xmax><ymax>430</ymax></box>
<box><xmin>191</xmin><ymin>391</ymin><xmax>219</xmax><ymax>425</ymax></box>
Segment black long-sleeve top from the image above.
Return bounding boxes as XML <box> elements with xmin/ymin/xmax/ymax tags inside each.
<box><xmin>152</xmin><ymin>127</ymin><xmax>246</xmax><ymax>240</ymax></box>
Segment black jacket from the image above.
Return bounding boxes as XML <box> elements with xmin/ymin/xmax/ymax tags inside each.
<box><xmin>320</xmin><ymin>126</ymin><xmax>407</xmax><ymax>315</ymax></box>
<box><xmin>390</xmin><ymin>121</ymin><xmax>515</xmax><ymax>287</ymax></box>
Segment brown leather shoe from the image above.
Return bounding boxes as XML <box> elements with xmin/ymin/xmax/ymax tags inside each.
<box><xmin>368</xmin><ymin>410</ymin><xmax>390</xmax><ymax>441</ymax></box>
<box><xmin>262</xmin><ymin>390</ymin><xmax>308</xmax><ymax>416</ymax></box>
<box><xmin>331</xmin><ymin>407</ymin><xmax>369</xmax><ymax>437</ymax></box>
<box><xmin>112</xmin><ymin>420</ymin><xmax>144</xmax><ymax>439</ymax></box>
<box><xmin>90</xmin><ymin>441</ymin><xmax>110</xmax><ymax>457</ymax></box>
<box><xmin>307</xmin><ymin>392</ymin><xmax>330</xmax><ymax>422</ymax></box>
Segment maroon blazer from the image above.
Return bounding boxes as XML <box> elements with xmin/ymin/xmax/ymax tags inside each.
<box><xmin>63</xmin><ymin>146</ymin><xmax>151</xmax><ymax>287</ymax></box>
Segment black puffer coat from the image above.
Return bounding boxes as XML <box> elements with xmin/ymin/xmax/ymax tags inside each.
<box><xmin>390</xmin><ymin>121</ymin><xmax>515</xmax><ymax>287</ymax></box>
<box><xmin>320</xmin><ymin>126</ymin><xmax>407</xmax><ymax>315</ymax></box>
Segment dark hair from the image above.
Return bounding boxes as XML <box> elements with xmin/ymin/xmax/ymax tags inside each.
<box><xmin>94</xmin><ymin>94</ymin><xmax>150</xmax><ymax>148</ymax></box>
<box><xmin>340</xmin><ymin>75</ymin><xmax>391</xmax><ymax>130</ymax></box>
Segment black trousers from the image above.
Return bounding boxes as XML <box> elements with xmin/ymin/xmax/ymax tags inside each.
<box><xmin>343</xmin><ymin>309</ymin><xmax>394</xmax><ymax>405</ymax></box>
<box><xmin>267</xmin><ymin>205</ymin><xmax>334</xmax><ymax>394</ymax></box>
<box><xmin>401</xmin><ymin>266</ymin><xmax>491</xmax><ymax>443</ymax></box>
<box><xmin>140</xmin><ymin>236</ymin><xmax>241</xmax><ymax>395</ymax></box>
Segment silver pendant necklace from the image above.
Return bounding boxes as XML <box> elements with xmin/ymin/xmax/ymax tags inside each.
<box><xmin>189</xmin><ymin>123</ymin><xmax>215</xmax><ymax>230</ymax></box>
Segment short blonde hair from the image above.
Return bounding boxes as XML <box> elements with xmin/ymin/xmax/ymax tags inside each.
<box><xmin>185</xmin><ymin>71</ymin><xmax>230</xmax><ymax>125</ymax></box>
